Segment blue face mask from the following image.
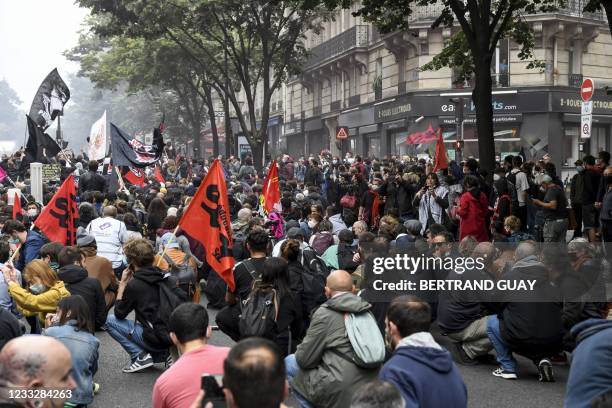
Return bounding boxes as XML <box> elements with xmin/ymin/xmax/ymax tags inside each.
<box><xmin>29</xmin><ymin>283</ymin><xmax>47</xmax><ymax>295</ymax></box>
<box><xmin>49</xmin><ymin>262</ymin><xmax>59</xmax><ymax>271</ymax></box>
<box><xmin>8</xmin><ymin>238</ymin><xmax>19</xmax><ymax>246</ymax></box>
<box><xmin>576</xmin><ymin>166</ymin><xmax>584</xmax><ymax>173</ymax></box>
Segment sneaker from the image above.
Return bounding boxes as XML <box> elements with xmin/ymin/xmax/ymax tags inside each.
<box><xmin>492</xmin><ymin>367</ymin><xmax>517</xmax><ymax>379</ymax></box>
<box><xmin>450</xmin><ymin>343</ymin><xmax>479</xmax><ymax>366</ymax></box>
<box><xmin>122</xmin><ymin>352</ymin><xmax>154</xmax><ymax>373</ymax></box>
<box><xmin>93</xmin><ymin>383</ymin><xmax>100</xmax><ymax>395</ymax></box>
<box><xmin>537</xmin><ymin>359</ymin><xmax>555</xmax><ymax>382</ymax></box>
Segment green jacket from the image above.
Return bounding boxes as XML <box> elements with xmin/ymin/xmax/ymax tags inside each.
<box><xmin>293</xmin><ymin>292</ymin><xmax>379</xmax><ymax>408</ymax></box>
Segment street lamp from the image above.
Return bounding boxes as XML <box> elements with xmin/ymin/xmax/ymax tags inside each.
<box><xmin>449</xmin><ymin>97</ymin><xmax>465</xmax><ymax>163</ymax></box>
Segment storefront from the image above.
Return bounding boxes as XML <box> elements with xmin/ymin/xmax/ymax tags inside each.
<box><xmin>338</xmin><ymin>107</ymin><xmax>376</xmax><ymax>157</ymax></box>
<box><xmin>282</xmin><ymin>120</ymin><xmax>304</xmax><ymax>158</ymax></box>
<box><xmin>266</xmin><ymin>115</ymin><xmax>284</xmax><ymax>155</ymax></box>
<box><xmin>304</xmin><ymin>118</ymin><xmax>326</xmax><ymax>155</ymax></box>
<box><xmin>368</xmin><ymin>87</ymin><xmax>612</xmax><ymax>171</ymax></box>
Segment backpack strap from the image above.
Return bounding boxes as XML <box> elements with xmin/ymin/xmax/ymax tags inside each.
<box><xmin>242</xmin><ymin>258</ymin><xmax>259</xmax><ymax>281</ymax></box>
<box><xmin>162</xmin><ymin>252</ymin><xmax>176</xmax><ymax>267</ymax></box>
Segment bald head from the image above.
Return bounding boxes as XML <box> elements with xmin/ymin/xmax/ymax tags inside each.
<box><xmin>472</xmin><ymin>242</ymin><xmax>496</xmax><ymax>267</ymax></box>
<box><xmin>0</xmin><ymin>336</ymin><xmax>75</xmax><ymax>407</ymax></box>
<box><xmin>103</xmin><ymin>205</ymin><xmax>117</xmax><ymax>218</ymax></box>
<box><xmin>326</xmin><ymin>270</ymin><xmax>354</xmax><ymax>296</ymax></box>
<box><xmin>515</xmin><ymin>241</ymin><xmax>537</xmax><ymax>262</ymax></box>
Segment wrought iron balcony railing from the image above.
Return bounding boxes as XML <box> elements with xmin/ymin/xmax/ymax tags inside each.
<box><xmin>304</xmin><ymin>25</ymin><xmax>369</xmax><ymax>69</ymax></box>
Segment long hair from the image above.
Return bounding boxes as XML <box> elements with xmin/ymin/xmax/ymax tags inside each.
<box><xmin>24</xmin><ymin>259</ymin><xmax>59</xmax><ymax>287</ymax></box>
<box><xmin>261</xmin><ymin>257</ymin><xmax>291</xmax><ymax>298</ymax></box>
<box><xmin>57</xmin><ymin>295</ymin><xmax>94</xmax><ymax>333</ymax></box>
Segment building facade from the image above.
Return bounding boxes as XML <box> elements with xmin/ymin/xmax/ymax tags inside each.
<box><xmin>271</xmin><ymin>0</ymin><xmax>611</xmax><ymax>176</ymax></box>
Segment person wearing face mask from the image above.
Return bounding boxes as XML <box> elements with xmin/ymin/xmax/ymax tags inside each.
<box><xmin>379</xmin><ymin>296</ymin><xmax>467</xmax><ymax>408</ymax></box>
<box><xmin>39</xmin><ymin>242</ymin><xmax>65</xmax><ymax>273</ymax></box>
<box><xmin>1</xmin><ymin>220</ymin><xmax>48</xmax><ymax>273</ymax></box>
<box><xmin>570</xmin><ymin>160</ymin><xmax>585</xmax><ymax>239</ymax></box>
<box><xmin>2</xmin><ymin>259</ymin><xmax>70</xmax><ymax>331</ymax></box>
<box><xmin>25</xmin><ymin>202</ymin><xmax>40</xmax><ymax>223</ymax></box>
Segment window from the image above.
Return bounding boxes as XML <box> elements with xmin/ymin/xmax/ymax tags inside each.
<box><xmin>492</xmin><ymin>38</ymin><xmax>510</xmax><ymax>87</ymax></box>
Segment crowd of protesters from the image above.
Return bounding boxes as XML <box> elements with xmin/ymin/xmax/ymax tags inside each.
<box><xmin>0</xmin><ymin>144</ymin><xmax>610</xmax><ymax>408</ymax></box>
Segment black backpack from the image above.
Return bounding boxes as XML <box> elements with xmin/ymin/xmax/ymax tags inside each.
<box><xmin>238</xmin><ymin>284</ymin><xmax>279</xmax><ymax>340</ymax></box>
<box><xmin>142</xmin><ymin>274</ymin><xmax>189</xmax><ymax>349</ymax></box>
<box><xmin>163</xmin><ymin>253</ymin><xmax>198</xmax><ymax>299</ymax></box>
<box><xmin>300</xmin><ymin>248</ymin><xmax>329</xmax><ymax>314</ymax></box>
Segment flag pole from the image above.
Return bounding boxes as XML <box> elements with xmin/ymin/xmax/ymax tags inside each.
<box><xmin>8</xmin><ymin>244</ymin><xmax>20</xmax><ymax>264</ymax></box>
<box><xmin>114</xmin><ymin>166</ymin><xmax>130</xmax><ymax>195</ymax></box>
<box><xmin>155</xmin><ymin>225</ymin><xmax>180</xmax><ymax>267</ymax></box>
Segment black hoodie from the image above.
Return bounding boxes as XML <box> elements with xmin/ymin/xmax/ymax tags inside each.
<box><xmin>58</xmin><ymin>264</ymin><xmax>107</xmax><ymax>330</ymax></box>
<box><xmin>114</xmin><ymin>266</ymin><xmax>166</xmax><ymax>347</ymax></box>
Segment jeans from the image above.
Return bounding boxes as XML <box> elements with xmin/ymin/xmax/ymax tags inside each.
<box><xmin>543</xmin><ymin>218</ymin><xmax>569</xmax><ymax>243</ymax></box>
<box><xmin>486</xmin><ymin>315</ymin><xmax>517</xmax><ymax>372</ymax></box>
<box><xmin>285</xmin><ymin>354</ymin><xmax>314</xmax><ymax>408</ymax></box>
<box><xmin>105</xmin><ymin>314</ymin><xmax>166</xmax><ymax>361</ymax></box>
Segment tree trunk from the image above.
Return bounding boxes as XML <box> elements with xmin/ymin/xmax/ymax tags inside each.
<box><xmin>472</xmin><ymin>55</ymin><xmax>496</xmax><ymax>174</ymax></box>
<box><xmin>250</xmin><ymin>137</ymin><xmax>264</xmax><ymax>171</ymax></box>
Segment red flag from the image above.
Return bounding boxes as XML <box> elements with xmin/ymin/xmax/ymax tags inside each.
<box><xmin>260</xmin><ymin>161</ymin><xmax>281</xmax><ymax>214</ymax></box>
<box><xmin>12</xmin><ymin>192</ymin><xmax>22</xmax><ymax>220</ymax></box>
<box><xmin>433</xmin><ymin>128</ymin><xmax>448</xmax><ymax>172</ymax></box>
<box><xmin>122</xmin><ymin>167</ymin><xmax>146</xmax><ymax>187</ymax></box>
<box><xmin>406</xmin><ymin>123</ymin><xmax>437</xmax><ymax>145</ymax></box>
<box><xmin>178</xmin><ymin>160</ymin><xmax>235</xmax><ymax>290</ymax></box>
<box><xmin>154</xmin><ymin>164</ymin><xmax>165</xmax><ymax>184</ymax></box>
<box><xmin>34</xmin><ymin>175</ymin><xmax>78</xmax><ymax>245</ymax></box>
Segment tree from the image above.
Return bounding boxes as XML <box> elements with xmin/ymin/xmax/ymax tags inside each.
<box><xmin>0</xmin><ymin>79</ymin><xmax>23</xmax><ymax>142</ymax></box>
<box><xmin>74</xmin><ymin>0</ymin><xmax>328</xmax><ymax>168</ymax></box>
<box><xmin>584</xmin><ymin>0</ymin><xmax>612</xmax><ymax>36</ymax></box>
<box><xmin>325</xmin><ymin>0</ymin><xmax>557</xmax><ymax>172</ymax></box>
<box><xmin>66</xmin><ymin>30</ymin><xmax>214</xmax><ymax>158</ymax></box>
<box><xmin>60</xmin><ymin>73</ymin><xmax>168</xmax><ymax>154</ymax></box>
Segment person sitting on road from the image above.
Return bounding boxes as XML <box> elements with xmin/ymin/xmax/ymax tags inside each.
<box><xmin>2</xmin><ymin>219</ymin><xmax>47</xmax><ymax>272</ymax></box>
<box><xmin>86</xmin><ymin>205</ymin><xmax>129</xmax><ymax>279</ymax></box>
<box><xmin>77</xmin><ymin>228</ymin><xmax>118</xmax><ymax>312</ymax></box>
<box><xmin>285</xmin><ymin>270</ymin><xmax>379</xmax><ymax>408</ymax></box>
<box><xmin>152</xmin><ymin>303</ymin><xmax>230</xmax><ymax>408</ymax></box>
<box><xmin>486</xmin><ymin>241</ymin><xmax>564</xmax><ymax>382</ymax></box>
<box><xmin>350</xmin><ymin>380</ymin><xmax>405</xmax><ymax>408</ymax></box>
<box><xmin>57</xmin><ymin>246</ymin><xmax>107</xmax><ymax>331</ymax></box>
<box><xmin>105</xmin><ymin>239</ymin><xmax>177</xmax><ymax>373</ymax></box>
<box><xmin>43</xmin><ymin>295</ymin><xmax>100</xmax><ymax>408</ymax></box>
<box><xmin>381</xmin><ymin>295</ymin><xmax>467</xmax><ymax>407</ymax></box>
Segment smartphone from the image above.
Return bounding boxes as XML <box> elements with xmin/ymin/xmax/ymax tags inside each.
<box><xmin>201</xmin><ymin>374</ymin><xmax>226</xmax><ymax>408</ymax></box>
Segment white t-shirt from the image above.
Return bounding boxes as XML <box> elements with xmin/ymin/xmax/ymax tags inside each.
<box><xmin>511</xmin><ymin>169</ymin><xmax>529</xmax><ymax>206</ymax></box>
<box><xmin>86</xmin><ymin>217</ymin><xmax>129</xmax><ymax>268</ymax></box>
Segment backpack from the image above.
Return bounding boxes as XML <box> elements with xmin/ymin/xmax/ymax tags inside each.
<box><xmin>302</xmin><ymin>247</ymin><xmax>331</xmax><ymax>279</ymax></box>
<box><xmin>238</xmin><ymin>284</ymin><xmax>279</xmax><ymax>339</ymax></box>
<box><xmin>142</xmin><ymin>274</ymin><xmax>189</xmax><ymax>349</ymax></box>
<box><xmin>311</xmin><ymin>231</ymin><xmax>334</xmax><ymax>255</ymax></box>
<box><xmin>163</xmin><ymin>253</ymin><xmax>198</xmax><ymax>299</ymax></box>
<box><xmin>326</xmin><ymin>308</ymin><xmax>386</xmax><ymax>369</ymax></box>
<box><xmin>506</xmin><ymin>172</ymin><xmax>522</xmax><ymax>214</ymax></box>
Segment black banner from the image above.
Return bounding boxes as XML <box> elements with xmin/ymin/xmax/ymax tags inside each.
<box><xmin>110</xmin><ymin>123</ymin><xmax>165</xmax><ymax>168</ymax></box>
<box><xmin>28</xmin><ymin>68</ymin><xmax>70</xmax><ymax>130</ymax></box>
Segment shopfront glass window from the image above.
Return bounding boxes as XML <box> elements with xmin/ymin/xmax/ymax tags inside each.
<box><xmin>368</xmin><ymin>136</ymin><xmax>381</xmax><ymax>158</ymax></box>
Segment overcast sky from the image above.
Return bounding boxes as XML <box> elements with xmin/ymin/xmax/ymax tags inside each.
<box><xmin>0</xmin><ymin>0</ymin><xmax>89</xmax><ymax>107</ymax></box>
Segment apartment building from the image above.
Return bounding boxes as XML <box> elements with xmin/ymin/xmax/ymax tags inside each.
<box><xmin>268</xmin><ymin>0</ymin><xmax>611</xmax><ymax>175</ymax></box>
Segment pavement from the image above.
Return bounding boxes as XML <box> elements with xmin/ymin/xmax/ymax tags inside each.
<box><xmin>91</xmin><ymin>305</ymin><xmax>569</xmax><ymax>408</ymax></box>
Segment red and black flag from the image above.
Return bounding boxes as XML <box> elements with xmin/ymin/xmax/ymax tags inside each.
<box><xmin>109</xmin><ymin>123</ymin><xmax>165</xmax><ymax>169</ymax></box>
<box><xmin>34</xmin><ymin>175</ymin><xmax>78</xmax><ymax>245</ymax></box>
<box><xmin>20</xmin><ymin>115</ymin><xmax>62</xmax><ymax>171</ymax></box>
<box><xmin>154</xmin><ymin>164</ymin><xmax>165</xmax><ymax>184</ymax></box>
<box><xmin>120</xmin><ymin>166</ymin><xmax>146</xmax><ymax>187</ymax></box>
<box><xmin>12</xmin><ymin>192</ymin><xmax>23</xmax><ymax>221</ymax></box>
<box><xmin>178</xmin><ymin>160</ymin><xmax>235</xmax><ymax>290</ymax></box>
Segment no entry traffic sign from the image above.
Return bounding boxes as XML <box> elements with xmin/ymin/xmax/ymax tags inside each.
<box><xmin>581</xmin><ymin>78</ymin><xmax>594</xmax><ymax>101</ymax></box>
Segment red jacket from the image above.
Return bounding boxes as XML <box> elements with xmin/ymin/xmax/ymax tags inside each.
<box><xmin>457</xmin><ymin>190</ymin><xmax>490</xmax><ymax>242</ymax></box>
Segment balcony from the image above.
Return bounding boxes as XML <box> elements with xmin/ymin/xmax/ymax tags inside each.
<box><xmin>408</xmin><ymin>3</ymin><xmax>447</xmax><ymax>22</ymax></box>
<box><xmin>349</xmin><ymin>95</ymin><xmax>361</xmax><ymax>107</ymax></box>
<box><xmin>568</xmin><ymin>73</ymin><xmax>583</xmax><ymax>87</ymax></box>
<box><xmin>330</xmin><ymin>100</ymin><xmax>342</xmax><ymax>111</ymax></box>
<box><xmin>304</xmin><ymin>25</ymin><xmax>369</xmax><ymax>69</ymax></box>
<box><xmin>555</xmin><ymin>0</ymin><xmax>605</xmax><ymax>20</ymax></box>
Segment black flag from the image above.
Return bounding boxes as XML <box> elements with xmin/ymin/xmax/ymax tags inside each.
<box><xmin>21</xmin><ymin>115</ymin><xmax>62</xmax><ymax>170</ymax></box>
<box><xmin>29</xmin><ymin>68</ymin><xmax>71</xmax><ymax>130</ymax></box>
<box><xmin>110</xmin><ymin>123</ymin><xmax>165</xmax><ymax>168</ymax></box>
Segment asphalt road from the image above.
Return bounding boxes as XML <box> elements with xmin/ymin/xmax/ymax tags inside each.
<box><xmin>91</xmin><ymin>305</ymin><xmax>569</xmax><ymax>408</ymax></box>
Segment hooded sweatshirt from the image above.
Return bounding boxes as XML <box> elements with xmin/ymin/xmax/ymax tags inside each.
<box><xmin>457</xmin><ymin>188</ymin><xmax>489</xmax><ymax>242</ymax></box>
<box><xmin>380</xmin><ymin>332</ymin><xmax>467</xmax><ymax>408</ymax></box>
<box><xmin>58</xmin><ymin>264</ymin><xmax>107</xmax><ymax>330</ymax></box>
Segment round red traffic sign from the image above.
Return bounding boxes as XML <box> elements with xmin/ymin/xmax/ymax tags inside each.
<box><xmin>581</xmin><ymin>78</ymin><xmax>594</xmax><ymax>101</ymax></box>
